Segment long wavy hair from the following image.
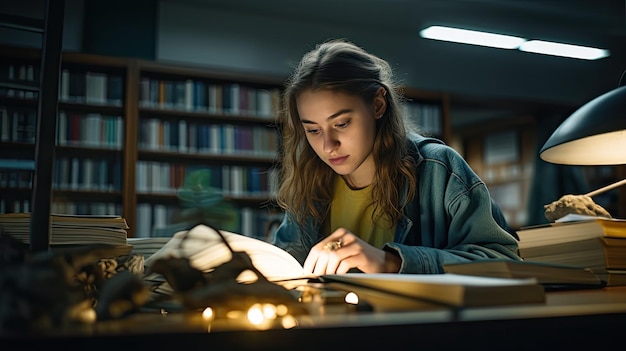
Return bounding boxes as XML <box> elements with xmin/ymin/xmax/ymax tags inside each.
<box><xmin>275</xmin><ymin>39</ymin><xmax>419</xmax><ymax>227</ymax></box>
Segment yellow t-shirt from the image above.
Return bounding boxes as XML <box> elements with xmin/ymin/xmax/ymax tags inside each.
<box><xmin>327</xmin><ymin>175</ymin><xmax>395</xmax><ymax>248</ymax></box>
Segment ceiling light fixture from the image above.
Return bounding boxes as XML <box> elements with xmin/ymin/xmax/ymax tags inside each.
<box><xmin>519</xmin><ymin>40</ymin><xmax>609</xmax><ymax>60</ymax></box>
<box><xmin>419</xmin><ymin>25</ymin><xmax>525</xmax><ymax>49</ymax></box>
<box><xmin>419</xmin><ymin>25</ymin><xmax>610</xmax><ymax>60</ymax></box>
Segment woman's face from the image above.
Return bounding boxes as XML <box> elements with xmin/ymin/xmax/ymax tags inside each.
<box><xmin>296</xmin><ymin>88</ymin><xmax>382</xmax><ymax>188</ymax></box>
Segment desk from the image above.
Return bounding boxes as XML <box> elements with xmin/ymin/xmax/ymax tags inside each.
<box><xmin>4</xmin><ymin>287</ymin><xmax>626</xmax><ymax>350</ymax></box>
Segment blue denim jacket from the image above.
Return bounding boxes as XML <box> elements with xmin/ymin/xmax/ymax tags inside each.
<box><xmin>271</xmin><ymin>134</ymin><xmax>522</xmax><ymax>274</ymax></box>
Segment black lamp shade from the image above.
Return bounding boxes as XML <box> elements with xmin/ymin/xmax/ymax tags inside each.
<box><xmin>540</xmin><ymin>85</ymin><xmax>626</xmax><ymax>165</ymax></box>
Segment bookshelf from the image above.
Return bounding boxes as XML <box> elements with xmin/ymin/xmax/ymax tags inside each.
<box><xmin>401</xmin><ymin>86</ymin><xmax>450</xmax><ymax>143</ymax></box>
<box><xmin>0</xmin><ymin>47</ymin><xmax>130</xmax><ymax>217</ymax></box>
<box><xmin>0</xmin><ymin>45</ymin><xmax>451</xmax><ymax>238</ymax></box>
<box><xmin>456</xmin><ymin>116</ymin><xmax>537</xmax><ymax>230</ymax></box>
<box><xmin>131</xmin><ymin>60</ymin><xmax>283</xmax><ymax>238</ymax></box>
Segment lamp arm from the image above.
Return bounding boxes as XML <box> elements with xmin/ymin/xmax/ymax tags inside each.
<box><xmin>585</xmin><ymin>178</ymin><xmax>626</xmax><ymax>197</ymax></box>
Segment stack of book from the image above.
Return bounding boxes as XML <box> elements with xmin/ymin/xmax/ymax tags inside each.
<box><xmin>127</xmin><ymin>236</ymin><xmax>172</xmax><ymax>260</ymax></box>
<box><xmin>515</xmin><ymin>215</ymin><xmax>626</xmax><ymax>286</ymax></box>
<box><xmin>0</xmin><ymin>212</ymin><xmax>131</xmax><ymax>255</ymax></box>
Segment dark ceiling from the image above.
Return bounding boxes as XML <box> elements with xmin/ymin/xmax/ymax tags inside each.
<box><xmin>3</xmin><ymin>0</ymin><xmax>624</xmax><ymax>126</ymax></box>
<box><xmin>176</xmin><ymin>0</ymin><xmax>626</xmax><ymax>125</ymax></box>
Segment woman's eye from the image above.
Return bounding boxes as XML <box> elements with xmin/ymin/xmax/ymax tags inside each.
<box><xmin>335</xmin><ymin>121</ymin><xmax>349</xmax><ymax>128</ymax></box>
<box><xmin>305</xmin><ymin>128</ymin><xmax>321</xmax><ymax>134</ymax></box>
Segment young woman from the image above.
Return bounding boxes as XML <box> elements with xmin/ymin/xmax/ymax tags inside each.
<box><xmin>271</xmin><ymin>38</ymin><xmax>521</xmax><ymax>276</ymax></box>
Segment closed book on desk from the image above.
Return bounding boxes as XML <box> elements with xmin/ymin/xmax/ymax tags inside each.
<box><xmin>519</xmin><ymin>237</ymin><xmax>626</xmax><ymax>270</ymax></box>
<box><xmin>516</xmin><ymin>216</ymin><xmax>626</xmax><ymax>247</ymax></box>
<box><xmin>316</xmin><ymin>273</ymin><xmax>546</xmax><ymax>308</ymax></box>
<box><xmin>516</xmin><ymin>216</ymin><xmax>626</xmax><ymax>286</ymax></box>
<box><xmin>442</xmin><ymin>259</ymin><xmax>604</xmax><ymax>289</ymax></box>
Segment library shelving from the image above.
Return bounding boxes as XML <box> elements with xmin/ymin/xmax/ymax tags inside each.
<box><xmin>130</xmin><ymin>60</ymin><xmax>283</xmax><ymax>238</ymax></box>
<box><xmin>457</xmin><ymin>116</ymin><xmax>538</xmax><ymax>230</ymax></box>
<box><xmin>0</xmin><ymin>45</ymin><xmax>452</xmax><ymax>238</ymax></box>
<box><xmin>400</xmin><ymin>86</ymin><xmax>451</xmax><ymax>143</ymax></box>
<box><xmin>0</xmin><ymin>47</ymin><xmax>128</xmax><ymax>218</ymax></box>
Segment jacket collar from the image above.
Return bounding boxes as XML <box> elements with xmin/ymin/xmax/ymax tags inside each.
<box><xmin>406</xmin><ymin>133</ymin><xmax>444</xmax><ymax>165</ymax></box>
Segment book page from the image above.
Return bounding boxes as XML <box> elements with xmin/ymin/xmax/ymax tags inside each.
<box><xmin>144</xmin><ymin>224</ymin><xmax>306</xmax><ymax>283</ymax></box>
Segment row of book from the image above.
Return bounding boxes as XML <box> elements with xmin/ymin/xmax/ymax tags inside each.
<box><xmin>0</xmin><ymin>63</ymin><xmax>265</xmax><ymax>120</ymax></box>
<box><xmin>0</xmin><ymin>63</ymin><xmax>38</xmax><ymax>100</ymax></box>
<box><xmin>139</xmin><ymin>77</ymin><xmax>280</xmax><ymax>118</ymax></box>
<box><xmin>0</xmin><ymin>107</ymin><xmax>36</xmax><ymax>143</ymax></box>
<box><xmin>137</xmin><ymin>118</ymin><xmax>278</xmax><ymax>157</ymax></box>
<box><xmin>57</xmin><ymin>112</ymin><xmax>124</xmax><ymax>150</ymax></box>
<box><xmin>401</xmin><ymin>102</ymin><xmax>443</xmax><ymax>136</ymax></box>
<box><xmin>1</xmin><ymin>64</ymin><xmax>282</xmax><ymax>118</ymax></box>
<box><xmin>1</xmin><ymin>157</ymin><xmax>122</xmax><ymax>193</ymax></box>
<box><xmin>134</xmin><ymin>202</ymin><xmax>281</xmax><ymax>239</ymax></box>
<box><xmin>0</xmin><ymin>200</ymin><xmax>122</xmax><ymax>217</ymax></box>
<box><xmin>0</xmin><ymin>199</ymin><xmax>30</xmax><ymax>214</ymax></box>
<box><xmin>1</xmin><ymin>107</ymin><xmax>124</xmax><ymax>150</ymax></box>
<box><xmin>1</xmin><ymin>169</ymin><xmax>33</xmax><ymax>189</ymax></box>
<box><xmin>0</xmin><ymin>63</ymin><xmax>125</xmax><ymax>106</ymax></box>
<box><xmin>54</xmin><ymin>157</ymin><xmax>122</xmax><ymax>192</ymax></box>
<box><xmin>3</xmin><ymin>162</ymin><xmax>277</xmax><ymax>209</ymax></box>
<box><xmin>2</xmin><ymin>108</ymin><xmax>279</xmax><ymax>155</ymax></box>
<box><xmin>60</xmin><ymin>68</ymin><xmax>124</xmax><ymax>106</ymax></box>
<box><xmin>136</xmin><ymin>162</ymin><xmax>277</xmax><ymax>197</ymax></box>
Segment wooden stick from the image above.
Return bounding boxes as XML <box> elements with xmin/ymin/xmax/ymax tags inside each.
<box><xmin>585</xmin><ymin>178</ymin><xmax>626</xmax><ymax>197</ymax></box>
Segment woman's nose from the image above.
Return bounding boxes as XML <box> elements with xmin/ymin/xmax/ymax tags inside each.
<box><xmin>323</xmin><ymin>131</ymin><xmax>339</xmax><ymax>153</ymax></box>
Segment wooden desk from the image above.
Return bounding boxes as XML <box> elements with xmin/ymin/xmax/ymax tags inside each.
<box><xmin>4</xmin><ymin>286</ymin><xmax>626</xmax><ymax>350</ymax></box>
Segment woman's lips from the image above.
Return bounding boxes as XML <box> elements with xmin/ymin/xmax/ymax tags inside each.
<box><xmin>329</xmin><ymin>155</ymin><xmax>348</xmax><ymax>165</ymax></box>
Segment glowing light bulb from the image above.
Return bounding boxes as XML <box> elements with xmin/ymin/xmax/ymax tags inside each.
<box><xmin>202</xmin><ymin>307</ymin><xmax>214</xmax><ymax>321</ymax></box>
<box><xmin>247</xmin><ymin>304</ymin><xmax>265</xmax><ymax>325</ymax></box>
<box><xmin>262</xmin><ymin>303</ymin><xmax>278</xmax><ymax>319</ymax></box>
<box><xmin>281</xmin><ymin>314</ymin><xmax>298</xmax><ymax>329</ymax></box>
<box><xmin>344</xmin><ymin>292</ymin><xmax>359</xmax><ymax>305</ymax></box>
<box><xmin>276</xmin><ymin>304</ymin><xmax>289</xmax><ymax>316</ymax></box>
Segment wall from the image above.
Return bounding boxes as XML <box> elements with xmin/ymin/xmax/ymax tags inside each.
<box><xmin>154</xmin><ymin>1</ymin><xmax>617</xmax><ymax>111</ymax></box>
<box><xmin>82</xmin><ymin>0</ymin><xmax>156</xmax><ymax>60</ymax></box>
<box><xmin>1</xmin><ymin>0</ymin><xmax>610</xmax><ymax>125</ymax></box>
<box><xmin>155</xmin><ymin>2</ymin><xmax>403</xmax><ymax>80</ymax></box>
<box><xmin>0</xmin><ymin>0</ymin><xmax>84</xmax><ymax>51</ymax></box>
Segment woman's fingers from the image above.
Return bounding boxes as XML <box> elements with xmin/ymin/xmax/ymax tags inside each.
<box><xmin>304</xmin><ymin>228</ymin><xmax>358</xmax><ymax>274</ymax></box>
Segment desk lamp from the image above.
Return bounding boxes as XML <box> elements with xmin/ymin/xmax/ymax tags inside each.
<box><xmin>540</xmin><ymin>78</ymin><xmax>626</xmax><ymax>209</ymax></box>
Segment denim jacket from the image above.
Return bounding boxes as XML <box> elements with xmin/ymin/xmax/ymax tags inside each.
<box><xmin>271</xmin><ymin>134</ymin><xmax>522</xmax><ymax>274</ymax></box>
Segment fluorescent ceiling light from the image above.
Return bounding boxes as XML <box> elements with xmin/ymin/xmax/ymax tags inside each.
<box><xmin>519</xmin><ymin>40</ymin><xmax>609</xmax><ymax>60</ymax></box>
<box><xmin>420</xmin><ymin>25</ymin><xmax>526</xmax><ymax>49</ymax></box>
<box><xmin>420</xmin><ymin>25</ymin><xmax>610</xmax><ymax>60</ymax></box>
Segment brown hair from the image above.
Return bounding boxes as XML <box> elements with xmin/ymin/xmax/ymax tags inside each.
<box><xmin>275</xmin><ymin>38</ymin><xmax>418</xmax><ymax>227</ymax></box>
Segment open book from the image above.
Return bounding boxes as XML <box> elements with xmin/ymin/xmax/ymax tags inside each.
<box><xmin>144</xmin><ymin>224</ymin><xmax>545</xmax><ymax>309</ymax></box>
<box><xmin>144</xmin><ymin>224</ymin><xmax>307</xmax><ymax>283</ymax></box>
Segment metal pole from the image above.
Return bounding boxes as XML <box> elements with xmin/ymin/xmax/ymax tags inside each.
<box><xmin>30</xmin><ymin>0</ymin><xmax>65</xmax><ymax>252</ymax></box>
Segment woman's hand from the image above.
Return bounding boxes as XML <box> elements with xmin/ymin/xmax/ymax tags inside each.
<box><xmin>303</xmin><ymin>228</ymin><xmax>401</xmax><ymax>275</ymax></box>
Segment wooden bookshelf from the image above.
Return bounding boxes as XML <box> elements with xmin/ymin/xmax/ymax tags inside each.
<box><xmin>0</xmin><ymin>45</ymin><xmax>452</xmax><ymax>238</ymax></box>
<box><xmin>455</xmin><ymin>116</ymin><xmax>537</xmax><ymax>230</ymax></box>
<box><xmin>130</xmin><ymin>59</ymin><xmax>283</xmax><ymax>238</ymax></box>
<box><xmin>0</xmin><ymin>46</ymin><xmax>129</xmax><ymax>218</ymax></box>
<box><xmin>401</xmin><ymin>86</ymin><xmax>451</xmax><ymax>143</ymax></box>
